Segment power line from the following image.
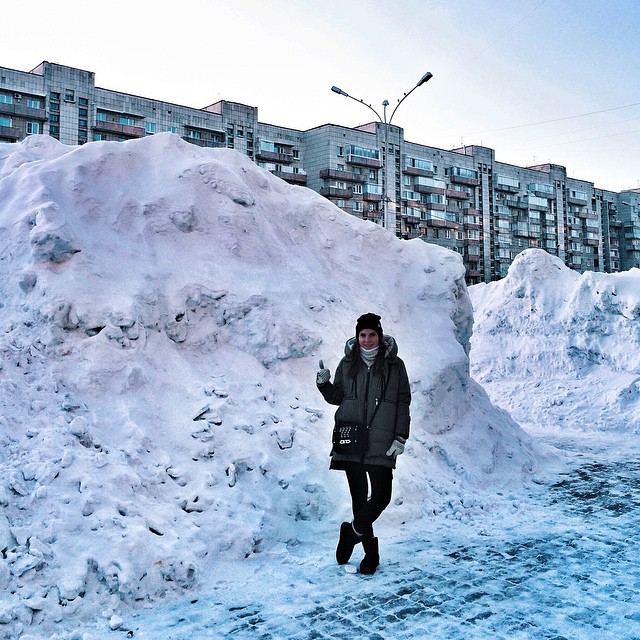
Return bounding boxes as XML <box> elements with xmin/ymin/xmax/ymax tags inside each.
<box><xmin>466</xmin><ymin>101</ymin><xmax>640</xmax><ymax>135</ymax></box>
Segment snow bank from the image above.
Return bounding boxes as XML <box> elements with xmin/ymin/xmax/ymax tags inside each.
<box><xmin>470</xmin><ymin>248</ymin><xmax>640</xmax><ymax>433</ymax></box>
<box><xmin>0</xmin><ymin>134</ymin><xmax>539</xmax><ymax>634</ymax></box>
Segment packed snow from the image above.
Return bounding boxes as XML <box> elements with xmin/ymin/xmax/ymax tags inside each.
<box><xmin>469</xmin><ymin>248</ymin><xmax>640</xmax><ymax>435</ymax></box>
<box><xmin>0</xmin><ymin>134</ymin><xmax>638</xmax><ymax>639</ymax></box>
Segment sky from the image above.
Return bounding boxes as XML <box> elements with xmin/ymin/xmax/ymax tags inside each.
<box><xmin>1</xmin><ymin>133</ymin><xmax>639</xmax><ymax>637</ymax></box>
<box><xmin>2</xmin><ymin>0</ymin><xmax>640</xmax><ymax>191</ymax></box>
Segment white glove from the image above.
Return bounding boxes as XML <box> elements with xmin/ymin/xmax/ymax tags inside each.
<box><xmin>386</xmin><ymin>437</ymin><xmax>406</xmax><ymax>458</ymax></box>
<box><xmin>316</xmin><ymin>359</ymin><xmax>330</xmax><ymax>385</ymax></box>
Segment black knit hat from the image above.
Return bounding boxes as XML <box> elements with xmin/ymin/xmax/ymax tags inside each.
<box><xmin>355</xmin><ymin>313</ymin><xmax>383</xmax><ymax>341</ymax></box>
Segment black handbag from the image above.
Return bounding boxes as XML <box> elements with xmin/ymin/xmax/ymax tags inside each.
<box><xmin>332</xmin><ymin>422</ymin><xmax>367</xmax><ymax>455</ymax></box>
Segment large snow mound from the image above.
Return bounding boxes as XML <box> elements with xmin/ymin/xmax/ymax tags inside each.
<box><xmin>0</xmin><ymin>134</ymin><xmax>540</xmax><ymax>632</ymax></box>
<box><xmin>470</xmin><ymin>248</ymin><xmax>640</xmax><ymax>433</ymax></box>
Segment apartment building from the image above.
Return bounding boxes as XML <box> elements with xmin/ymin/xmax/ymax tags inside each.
<box><xmin>2</xmin><ymin>61</ymin><xmax>638</xmax><ymax>281</ymax></box>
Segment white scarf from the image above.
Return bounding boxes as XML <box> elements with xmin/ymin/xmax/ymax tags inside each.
<box><xmin>360</xmin><ymin>345</ymin><xmax>379</xmax><ymax>369</ymax></box>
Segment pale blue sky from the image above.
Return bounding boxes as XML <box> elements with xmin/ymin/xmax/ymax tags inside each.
<box><xmin>3</xmin><ymin>0</ymin><xmax>639</xmax><ymax>191</ymax></box>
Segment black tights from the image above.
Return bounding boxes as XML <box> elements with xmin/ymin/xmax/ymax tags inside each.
<box><xmin>344</xmin><ymin>464</ymin><xmax>393</xmax><ymax>539</ymax></box>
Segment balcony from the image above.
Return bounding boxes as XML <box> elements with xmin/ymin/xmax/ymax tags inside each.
<box><xmin>509</xmin><ymin>199</ymin><xmax>528</xmax><ymax>209</ymax></box>
<box><xmin>525</xmin><ymin>195</ymin><xmax>550</xmax><ymax>210</ymax></box>
<box><xmin>363</xmin><ymin>191</ymin><xmax>383</xmax><ymax>202</ymax></box>
<box><xmin>415</xmin><ymin>183</ymin><xmax>445</xmax><ymax>195</ymax></box>
<box><xmin>319</xmin><ymin>186</ymin><xmax>353</xmax><ymax>199</ymax></box>
<box><xmin>495</xmin><ymin>181</ymin><xmax>519</xmax><ymax>193</ymax></box>
<box><xmin>183</xmin><ymin>137</ymin><xmax>225</xmax><ymax>148</ymax></box>
<box><xmin>256</xmin><ymin>149</ymin><xmax>294</xmax><ymax>163</ymax></box>
<box><xmin>404</xmin><ymin>165</ymin><xmax>434</xmax><ymax>177</ymax></box>
<box><xmin>450</xmin><ymin>174</ymin><xmax>479</xmax><ymax>186</ymax></box>
<box><xmin>404</xmin><ymin>213</ymin><xmax>421</xmax><ymax>224</ymax></box>
<box><xmin>583</xmin><ymin>238</ymin><xmax>599</xmax><ymax>247</ymax></box>
<box><xmin>319</xmin><ymin>168</ymin><xmax>362</xmax><ymax>182</ymax></box>
<box><xmin>0</xmin><ymin>101</ymin><xmax>47</xmax><ymax>121</ymax></box>
<box><xmin>424</xmin><ymin>213</ymin><xmax>459</xmax><ymax>229</ymax></box>
<box><xmin>273</xmin><ymin>170</ymin><xmax>307</xmax><ymax>185</ymax></box>
<box><xmin>346</xmin><ymin>153</ymin><xmax>382</xmax><ymax>169</ymax></box>
<box><xmin>0</xmin><ymin>125</ymin><xmax>20</xmax><ymax>140</ymax></box>
<box><xmin>446</xmin><ymin>188</ymin><xmax>469</xmax><ymax>200</ymax></box>
<box><xmin>93</xmin><ymin>121</ymin><xmax>146</xmax><ymax>138</ymax></box>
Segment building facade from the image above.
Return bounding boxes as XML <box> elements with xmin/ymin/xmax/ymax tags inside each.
<box><xmin>2</xmin><ymin>61</ymin><xmax>638</xmax><ymax>281</ymax></box>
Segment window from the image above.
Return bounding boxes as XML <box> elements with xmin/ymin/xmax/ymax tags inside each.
<box><xmin>569</xmin><ymin>189</ymin><xmax>588</xmax><ymax>201</ymax></box>
<box><xmin>78</xmin><ymin>119</ymin><xmax>88</xmax><ymax>128</ymax></box>
<box><xmin>167</xmin><ymin>126</ymin><xmax>177</xmax><ymax>133</ymax></box>
<box><xmin>49</xmin><ymin>114</ymin><xmax>59</xmax><ymax>123</ymax></box>
<box><xmin>64</xmin><ymin>89</ymin><xmax>75</xmax><ymax>102</ymax></box>
<box><xmin>27</xmin><ymin>98</ymin><xmax>41</xmax><ymax>109</ymax></box>
<box><xmin>352</xmin><ymin>184</ymin><xmax>363</xmax><ymax>195</ymax></box>
<box><xmin>406</xmin><ymin>157</ymin><xmax>434</xmax><ymax>172</ymax></box>
<box><xmin>352</xmin><ymin>201</ymin><xmax>363</xmax><ymax>213</ymax></box>
<box><xmin>146</xmin><ymin>122</ymin><xmax>156</xmax><ymax>134</ymax></box>
<box><xmin>496</xmin><ymin>175</ymin><xmax>520</xmax><ymax>189</ymax></box>
<box><xmin>237</xmin><ymin>126</ymin><xmax>244</xmax><ymax>137</ymax></box>
<box><xmin>0</xmin><ymin>115</ymin><xmax>11</xmax><ymax>127</ymax></box>
<box><xmin>336</xmin><ymin>146</ymin><xmax>344</xmax><ymax>157</ymax></box>
<box><xmin>79</xmin><ymin>97</ymin><xmax>88</xmax><ymax>106</ymax></box>
<box><xmin>450</xmin><ymin>166</ymin><xmax>478</xmax><ymax>180</ymax></box>
<box><xmin>50</xmin><ymin>103</ymin><xmax>60</xmax><ymax>112</ymax></box>
<box><xmin>529</xmin><ymin>182</ymin><xmax>554</xmax><ymax>195</ymax></box>
<box><xmin>119</xmin><ymin>116</ymin><xmax>134</xmax><ymax>126</ymax></box>
<box><xmin>50</xmin><ymin>92</ymin><xmax>60</xmax><ymax>101</ymax></box>
<box><xmin>79</xmin><ymin>108</ymin><xmax>88</xmax><ymax>117</ymax></box>
<box><xmin>347</xmin><ymin>145</ymin><xmax>379</xmax><ymax>161</ymax></box>
<box><xmin>97</xmin><ymin>112</ymin><xmax>107</xmax><ymax>122</ymax></box>
<box><xmin>0</xmin><ymin>94</ymin><xmax>12</xmax><ymax>104</ymax></box>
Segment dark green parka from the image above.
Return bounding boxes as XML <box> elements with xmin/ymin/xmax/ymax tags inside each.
<box><xmin>318</xmin><ymin>335</ymin><xmax>411</xmax><ymax>469</ymax></box>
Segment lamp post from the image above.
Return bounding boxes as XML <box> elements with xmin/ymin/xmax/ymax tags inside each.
<box><xmin>331</xmin><ymin>72</ymin><xmax>433</xmax><ymax>234</ymax></box>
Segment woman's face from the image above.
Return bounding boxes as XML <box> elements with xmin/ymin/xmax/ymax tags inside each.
<box><xmin>358</xmin><ymin>329</ymin><xmax>379</xmax><ymax>350</ymax></box>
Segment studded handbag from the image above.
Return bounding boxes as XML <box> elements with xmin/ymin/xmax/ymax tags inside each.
<box><xmin>332</xmin><ymin>422</ymin><xmax>367</xmax><ymax>455</ymax></box>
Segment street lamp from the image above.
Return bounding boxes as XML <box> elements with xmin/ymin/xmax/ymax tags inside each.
<box><xmin>331</xmin><ymin>72</ymin><xmax>433</xmax><ymax>233</ymax></box>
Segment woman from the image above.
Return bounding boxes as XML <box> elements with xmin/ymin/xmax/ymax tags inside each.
<box><xmin>316</xmin><ymin>313</ymin><xmax>411</xmax><ymax>574</ymax></box>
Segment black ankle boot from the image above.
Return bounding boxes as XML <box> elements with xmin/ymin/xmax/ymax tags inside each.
<box><xmin>359</xmin><ymin>537</ymin><xmax>379</xmax><ymax>575</ymax></box>
<box><xmin>336</xmin><ymin>522</ymin><xmax>361</xmax><ymax>565</ymax></box>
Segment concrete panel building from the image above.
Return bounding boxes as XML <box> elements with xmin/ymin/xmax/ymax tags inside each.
<box><xmin>1</xmin><ymin>61</ymin><xmax>637</xmax><ymax>280</ymax></box>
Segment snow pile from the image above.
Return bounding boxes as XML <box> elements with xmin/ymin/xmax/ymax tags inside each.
<box><xmin>0</xmin><ymin>134</ymin><xmax>539</xmax><ymax>635</ymax></box>
<box><xmin>469</xmin><ymin>248</ymin><xmax>640</xmax><ymax>433</ymax></box>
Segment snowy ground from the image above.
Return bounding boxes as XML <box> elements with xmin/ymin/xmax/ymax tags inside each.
<box><xmin>1</xmin><ymin>136</ymin><xmax>640</xmax><ymax>639</ymax></box>
<box><xmin>74</xmin><ymin>432</ymin><xmax>640</xmax><ymax>640</ymax></box>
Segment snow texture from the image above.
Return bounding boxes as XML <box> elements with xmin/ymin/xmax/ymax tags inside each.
<box><xmin>470</xmin><ymin>248</ymin><xmax>640</xmax><ymax>434</ymax></box>
<box><xmin>0</xmin><ymin>134</ymin><xmax>550</xmax><ymax>638</ymax></box>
